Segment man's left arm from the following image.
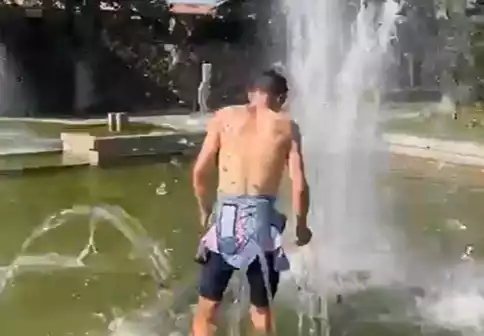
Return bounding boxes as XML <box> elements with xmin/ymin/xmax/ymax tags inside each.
<box><xmin>192</xmin><ymin>111</ymin><xmax>221</xmax><ymax>227</ymax></box>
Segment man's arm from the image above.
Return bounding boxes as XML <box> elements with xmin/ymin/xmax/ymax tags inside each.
<box><xmin>287</xmin><ymin>121</ymin><xmax>310</xmax><ymax>228</ymax></box>
<box><xmin>192</xmin><ymin>111</ymin><xmax>221</xmax><ymax>226</ymax></box>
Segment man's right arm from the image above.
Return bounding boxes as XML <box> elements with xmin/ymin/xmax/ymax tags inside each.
<box><xmin>192</xmin><ymin>110</ymin><xmax>222</xmax><ymax>227</ymax></box>
<box><xmin>287</xmin><ymin>121</ymin><xmax>310</xmax><ymax>229</ymax></box>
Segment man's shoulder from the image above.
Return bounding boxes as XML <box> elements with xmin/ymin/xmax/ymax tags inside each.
<box><xmin>275</xmin><ymin>113</ymin><xmax>299</xmax><ymax>134</ymax></box>
<box><xmin>207</xmin><ymin>105</ymin><xmax>246</xmax><ymax>131</ymax></box>
<box><xmin>215</xmin><ymin>105</ymin><xmax>246</xmax><ymax>117</ymax></box>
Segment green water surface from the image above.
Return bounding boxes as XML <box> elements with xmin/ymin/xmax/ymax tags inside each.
<box><xmin>0</xmin><ymin>157</ymin><xmax>483</xmax><ymax>335</ymax></box>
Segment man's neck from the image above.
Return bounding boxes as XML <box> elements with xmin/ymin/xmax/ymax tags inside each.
<box><xmin>248</xmin><ymin>104</ymin><xmax>278</xmax><ymax>115</ymax></box>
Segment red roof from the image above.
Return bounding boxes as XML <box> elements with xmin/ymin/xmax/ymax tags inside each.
<box><xmin>168</xmin><ymin>3</ymin><xmax>215</xmax><ymax>15</ymax></box>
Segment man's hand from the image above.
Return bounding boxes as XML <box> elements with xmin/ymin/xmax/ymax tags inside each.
<box><xmin>295</xmin><ymin>215</ymin><xmax>312</xmax><ymax>246</ymax></box>
<box><xmin>196</xmin><ymin>195</ymin><xmax>212</xmax><ymax>228</ymax></box>
<box><xmin>295</xmin><ymin>225</ymin><xmax>312</xmax><ymax>246</ymax></box>
<box><xmin>288</xmin><ymin>121</ymin><xmax>311</xmax><ymax>247</ymax></box>
<box><xmin>199</xmin><ymin>206</ymin><xmax>212</xmax><ymax>228</ymax></box>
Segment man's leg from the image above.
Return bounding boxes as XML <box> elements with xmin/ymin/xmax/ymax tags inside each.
<box><xmin>192</xmin><ymin>296</ymin><xmax>218</xmax><ymax>336</ymax></box>
<box><xmin>193</xmin><ymin>252</ymin><xmax>233</xmax><ymax>336</ymax></box>
<box><xmin>246</xmin><ymin>253</ymin><xmax>280</xmax><ymax>335</ymax></box>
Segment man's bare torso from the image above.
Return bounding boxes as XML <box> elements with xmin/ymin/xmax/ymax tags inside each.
<box><xmin>216</xmin><ymin>105</ymin><xmax>292</xmax><ymax>196</ymax></box>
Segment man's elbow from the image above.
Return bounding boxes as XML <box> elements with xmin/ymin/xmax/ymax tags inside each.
<box><xmin>292</xmin><ymin>177</ymin><xmax>309</xmax><ymax>199</ymax></box>
<box><xmin>192</xmin><ymin>165</ymin><xmax>205</xmax><ymax>191</ymax></box>
<box><xmin>292</xmin><ymin>173</ymin><xmax>308</xmax><ymax>192</ymax></box>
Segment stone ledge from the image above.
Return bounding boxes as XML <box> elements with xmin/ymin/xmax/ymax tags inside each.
<box><xmin>384</xmin><ymin>133</ymin><xmax>484</xmax><ymax>167</ymax></box>
<box><xmin>61</xmin><ymin>131</ymin><xmax>204</xmax><ymax>166</ymax></box>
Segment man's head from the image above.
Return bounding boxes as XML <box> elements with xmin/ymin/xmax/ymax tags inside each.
<box><xmin>247</xmin><ymin>69</ymin><xmax>288</xmax><ymax>111</ymax></box>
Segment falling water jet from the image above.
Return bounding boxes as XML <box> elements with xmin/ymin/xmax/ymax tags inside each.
<box><xmin>0</xmin><ymin>205</ymin><xmax>172</xmax><ymax>297</ymax></box>
<box><xmin>279</xmin><ymin>0</ymin><xmax>405</xmax><ymax>334</ymax></box>
<box><xmin>279</xmin><ymin>0</ymin><xmax>484</xmax><ymax>335</ymax></box>
<box><xmin>284</xmin><ymin>0</ymin><xmax>402</xmax><ymax>284</ymax></box>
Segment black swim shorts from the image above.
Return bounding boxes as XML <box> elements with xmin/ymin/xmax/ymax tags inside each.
<box><xmin>198</xmin><ymin>251</ymin><xmax>280</xmax><ymax>308</ymax></box>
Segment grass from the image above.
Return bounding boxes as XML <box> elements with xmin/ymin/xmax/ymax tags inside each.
<box><xmin>384</xmin><ymin>104</ymin><xmax>484</xmax><ymax>143</ymax></box>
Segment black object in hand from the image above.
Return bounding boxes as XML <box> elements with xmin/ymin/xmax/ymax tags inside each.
<box><xmin>194</xmin><ymin>245</ymin><xmax>210</xmax><ymax>264</ymax></box>
<box><xmin>295</xmin><ymin>226</ymin><xmax>312</xmax><ymax>246</ymax></box>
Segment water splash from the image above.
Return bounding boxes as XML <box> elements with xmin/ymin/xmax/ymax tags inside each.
<box><xmin>0</xmin><ymin>204</ymin><xmax>171</xmax><ymax>304</ymax></box>
<box><xmin>108</xmin><ymin>286</ymin><xmax>198</xmax><ymax>336</ymax></box>
<box><xmin>108</xmin><ymin>273</ymin><xmax>252</xmax><ymax>336</ymax></box>
<box><xmin>408</xmin><ymin>252</ymin><xmax>484</xmax><ymax>335</ymax></box>
<box><xmin>0</xmin><ymin>204</ymin><xmax>253</xmax><ymax>336</ymax></box>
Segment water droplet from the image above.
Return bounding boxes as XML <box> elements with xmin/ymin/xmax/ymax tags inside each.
<box><xmin>156</xmin><ymin>182</ymin><xmax>168</xmax><ymax>195</ymax></box>
<box><xmin>170</xmin><ymin>158</ymin><xmax>181</xmax><ymax>166</ymax></box>
<box><xmin>446</xmin><ymin>218</ymin><xmax>467</xmax><ymax>231</ymax></box>
<box><xmin>92</xmin><ymin>312</ymin><xmax>107</xmax><ymax>322</ymax></box>
<box><xmin>461</xmin><ymin>244</ymin><xmax>474</xmax><ymax>260</ymax></box>
<box><xmin>177</xmin><ymin>138</ymin><xmax>188</xmax><ymax>145</ymax></box>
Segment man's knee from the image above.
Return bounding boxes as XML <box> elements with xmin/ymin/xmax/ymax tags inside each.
<box><xmin>194</xmin><ymin>296</ymin><xmax>218</xmax><ymax>322</ymax></box>
<box><xmin>250</xmin><ymin>305</ymin><xmax>273</xmax><ymax>334</ymax></box>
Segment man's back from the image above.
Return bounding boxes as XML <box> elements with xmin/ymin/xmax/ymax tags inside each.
<box><xmin>192</xmin><ymin>69</ymin><xmax>312</xmax><ymax>336</ymax></box>
<box><xmin>217</xmin><ymin>105</ymin><xmax>292</xmax><ymax>196</ymax></box>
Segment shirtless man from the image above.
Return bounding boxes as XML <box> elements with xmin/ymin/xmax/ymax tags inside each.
<box><xmin>191</xmin><ymin>69</ymin><xmax>312</xmax><ymax>336</ymax></box>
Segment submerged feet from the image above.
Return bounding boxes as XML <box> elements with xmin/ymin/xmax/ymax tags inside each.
<box><xmin>250</xmin><ymin>305</ymin><xmax>275</xmax><ymax>335</ymax></box>
<box><xmin>192</xmin><ymin>296</ymin><xmax>275</xmax><ymax>335</ymax></box>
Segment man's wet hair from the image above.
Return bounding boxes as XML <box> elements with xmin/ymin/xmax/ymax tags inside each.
<box><xmin>249</xmin><ymin>69</ymin><xmax>288</xmax><ymax>98</ymax></box>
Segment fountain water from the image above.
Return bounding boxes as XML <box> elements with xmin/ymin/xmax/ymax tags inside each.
<box><xmin>284</xmin><ymin>0</ymin><xmax>402</xmax><ymax>295</ymax></box>
<box><xmin>0</xmin><ymin>205</ymin><xmax>171</xmax><ymax>295</ymax></box>
<box><xmin>0</xmin><ymin>205</ymin><xmax>180</xmax><ymax>335</ymax></box>
<box><xmin>282</xmin><ymin>0</ymin><xmax>484</xmax><ymax>335</ymax></box>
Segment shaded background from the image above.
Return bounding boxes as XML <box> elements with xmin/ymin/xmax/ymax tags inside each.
<box><xmin>0</xmin><ymin>0</ymin><xmax>280</xmax><ymax>117</ymax></box>
<box><xmin>1</xmin><ymin>0</ymin><xmax>484</xmax><ymax>117</ymax></box>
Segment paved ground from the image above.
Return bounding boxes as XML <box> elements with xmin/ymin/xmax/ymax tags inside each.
<box><xmin>3</xmin><ymin>108</ymin><xmax>484</xmax><ymax>169</ymax></box>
